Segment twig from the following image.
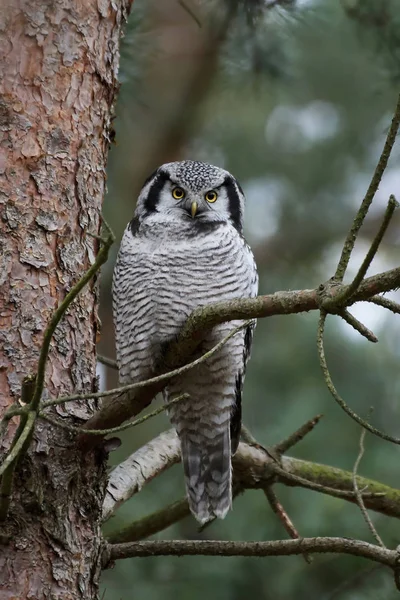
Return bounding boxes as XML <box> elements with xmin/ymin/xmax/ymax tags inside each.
<box><xmin>104</xmin><ymin>537</ymin><xmax>396</xmax><ymax>568</ymax></box>
<box><xmin>0</xmin><ymin>377</ymin><xmax>37</xmax><ymax>521</ymax></box>
<box><xmin>334</xmin><ymin>94</ymin><xmax>400</xmax><ymax>282</ymax></box>
<box><xmin>31</xmin><ymin>219</ymin><xmax>114</xmax><ymax>412</ymax></box>
<box><xmin>0</xmin><ymin>411</ymin><xmax>36</xmax><ymax>479</ymax></box>
<box><xmin>367</xmin><ymin>295</ymin><xmax>400</xmax><ymax>315</ymax></box>
<box><xmin>97</xmin><ymin>354</ymin><xmax>118</xmax><ymax>370</ymax></box>
<box><xmin>105</xmin><ymin>498</ymin><xmax>190</xmax><ymax>544</ymax></box>
<box><xmin>264</xmin><ymin>487</ymin><xmax>312</xmax><ymax>564</ymax></box>
<box><xmin>353</xmin><ymin>422</ymin><xmax>385</xmax><ymax>548</ymax></box>
<box><xmin>274</xmin><ymin>414</ymin><xmax>323</xmax><ymax>455</ymax></box>
<box><xmin>40</xmin><ymin>394</ymin><xmax>189</xmax><ymax>436</ymax></box>
<box><xmin>317</xmin><ymin>310</ymin><xmax>400</xmax><ymax>444</ymax></box>
<box><xmin>339</xmin><ymin>309</ymin><xmax>378</xmax><ymax>343</ymax></box>
<box><xmin>326</xmin><ymin>196</ymin><xmax>399</xmax><ymax>309</ymax></box>
<box><xmin>42</xmin><ymin>321</ymin><xmax>250</xmax><ymax>409</ymax></box>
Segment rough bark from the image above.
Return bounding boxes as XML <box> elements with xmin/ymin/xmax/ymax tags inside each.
<box><xmin>0</xmin><ymin>1</ymin><xmax>129</xmax><ymax>598</ymax></box>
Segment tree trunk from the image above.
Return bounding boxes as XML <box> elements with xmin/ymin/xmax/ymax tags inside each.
<box><xmin>0</xmin><ymin>1</ymin><xmax>129</xmax><ymax>597</ymax></box>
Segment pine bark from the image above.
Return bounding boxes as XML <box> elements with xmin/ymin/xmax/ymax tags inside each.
<box><xmin>0</xmin><ymin>1</ymin><xmax>129</xmax><ymax>597</ymax></box>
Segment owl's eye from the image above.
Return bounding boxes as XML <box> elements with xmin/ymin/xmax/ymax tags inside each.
<box><xmin>205</xmin><ymin>190</ymin><xmax>218</xmax><ymax>203</ymax></box>
<box><xmin>172</xmin><ymin>187</ymin><xmax>185</xmax><ymax>200</ymax></box>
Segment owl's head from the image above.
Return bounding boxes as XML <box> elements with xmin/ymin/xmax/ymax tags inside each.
<box><xmin>134</xmin><ymin>161</ymin><xmax>245</xmax><ymax>233</ymax></box>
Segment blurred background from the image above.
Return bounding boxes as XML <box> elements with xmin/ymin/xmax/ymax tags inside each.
<box><xmin>99</xmin><ymin>0</ymin><xmax>400</xmax><ymax>598</ymax></box>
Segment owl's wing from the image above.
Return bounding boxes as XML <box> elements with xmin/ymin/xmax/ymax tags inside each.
<box><xmin>230</xmin><ymin>242</ymin><xmax>258</xmax><ymax>454</ymax></box>
<box><xmin>230</xmin><ymin>322</ymin><xmax>255</xmax><ymax>453</ymax></box>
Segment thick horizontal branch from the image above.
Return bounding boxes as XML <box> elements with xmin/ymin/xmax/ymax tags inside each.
<box><xmin>81</xmin><ymin>266</ymin><xmax>400</xmax><ymax>447</ymax></box>
<box><xmin>104</xmin><ymin>537</ymin><xmax>397</xmax><ymax>568</ymax></box>
<box><xmin>103</xmin><ymin>433</ymin><xmax>400</xmax><ymax>525</ymax></box>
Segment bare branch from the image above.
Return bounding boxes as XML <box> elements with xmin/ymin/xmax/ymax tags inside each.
<box><xmin>102</xmin><ymin>430</ymin><xmax>180</xmax><ymax>522</ymax></box>
<box><xmin>317</xmin><ymin>310</ymin><xmax>400</xmax><ymax>444</ymax></box>
<box><xmin>31</xmin><ymin>220</ymin><xmax>114</xmax><ymax>412</ymax></box>
<box><xmin>105</xmin><ymin>498</ymin><xmax>190</xmax><ymax>544</ymax></box>
<box><xmin>264</xmin><ymin>487</ymin><xmax>312</xmax><ymax>564</ymax></box>
<box><xmin>0</xmin><ymin>411</ymin><xmax>36</xmax><ymax>480</ymax></box>
<box><xmin>326</xmin><ymin>196</ymin><xmax>399</xmax><ymax>309</ymax></box>
<box><xmin>353</xmin><ymin>424</ymin><xmax>385</xmax><ymax>548</ymax></box>
<box><xmin>104</xmin><ymin>537</ymin><xmax>397</xmax><ymax>569</ymax></box>
<box><xmin>334</xmin><ymin>94</ymin><xmax>400</xmax><ymax>281</ymax></box>
<box><xmin>81</xmin><ymin>266</ymin><xmax>400</xmax><ymax>446</ymax></box>
<box><xmin>367</xmin><ymin>295</ymin><xmax>400</xmax><ymax>315</ymax></box>
<box><xmin>39</xmin><ymin>393</ymin><xmax>189</xmax><ymax>436</ymax></box>
<box><xmin>97</xmin><ymin>354</ymin><xmax>118</xmax><ymax>370</ymax></box>
<box><xmin>44</xmin><ymin>321</ymin><xmax>250</xmax><ymax>409</ymax></box>
<box><xmin>339</xmin><ymin>309</ymin><xmax>378</xmax><ymax>342</ymax></box>
<box><xmin>274</xmin><ymin>414</ymin><xmax>323</xmax><ymax>455</ymax></box>
<box><xmin>104</xmin><ymin>434</ymin><xmax>400</xmax><ymax>524</ymax></box>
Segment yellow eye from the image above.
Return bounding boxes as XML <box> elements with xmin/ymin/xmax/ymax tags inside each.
<box><xmin>205</xmin><ymin>190</ymin><xmax>218</xmax><ymax>203</ymax></box>
<box><xmin>172</xmin><ymin>187</ymin><xmax>185</xmax><ymax>200</ymax></box>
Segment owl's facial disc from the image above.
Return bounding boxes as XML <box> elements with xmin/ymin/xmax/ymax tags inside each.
<box><xmin>136</xmin><ymin>161</ymin><xmax>245</xmax><ymax>233</ymax></box>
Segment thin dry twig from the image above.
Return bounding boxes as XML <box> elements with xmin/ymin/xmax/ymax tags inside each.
<box><xmin>334</xmin><ymin>94</ymin><xmax>400</xmax><ymax>282</ymax></box>
<box><xmin>353</xmin><ymin>421</ymin><xmax>385</xmax><ymax>548</ymax></box>
<box><xmin>274</xmin><ymin>414</ymin><xmax>323</xmax><ymax>455</ymax></box>
<box><xmin>264</xmin><ymin>486</ymin><xmax>312</xmax><ymax>564</ymax></box>
<box><xmin>97</xmin><ymin>354</ymin><xmax>118</xmax><ymax>370</ymax></box>
<box><xmin>317</xmin><ymin>311</ymin><xmax>400</xmax><ymax>444</ymax></box>
<box><xmin>40</xmin><ymin>394</ymin><xmax>189</xmax><ymax>436</ymax></box>
<box><xmin>339</xmin><ymin>309</ymin><xmax>378</xmax><ymax>342</ymax></box>
<box><xmin>42</xmin><ymin>321</ymin><xmax>251</xmax><ymax>409</ymax></box>
<box><xmin>367</xmin><ymin>295</ymin><xmax>400</xmax><ymax>315</ymax></box>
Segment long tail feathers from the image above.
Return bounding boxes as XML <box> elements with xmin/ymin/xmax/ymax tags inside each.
<box><xmin>181</xmin><ymin>428</ymin><xmax>232</xmax><ymax>524</ymax></box>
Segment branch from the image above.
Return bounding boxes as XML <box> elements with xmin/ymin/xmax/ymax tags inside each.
<box><xmin>103</xmin><ymin>433</ymin><xmax>400</xmax><ymax>525</ymax></box>
<box><xmin>105</xmin><ymin>498</ymin><xmax>190</xmax><ymax>544</ymax></box>
<box><xmin>353</xmin><ymin>423</ymin><xmax>385</xmax><ymax>548</ymax></box>
<box><xmin>102</xmin><ymin>429</ymin><xmax>180</xmax><ymax>522</ymax></box>
<box><xmin>339</xmin><ymin>309</ymin><xmax>378</xmax><ymax>343</ymax></box>
<box><xmin>97</xmin><ymin>354</ymin><xmax>118</xmax><ymax>370</ymax></box>
<box><xmin>334</xmin><ymin>94</ymin><xmax>400</xmax><ymax>281</ymax></box>
<box><xmin>326</xmin><ymin>195</ymin><xmax>399</xmax><ymax>308</ymax></box>
<box><xmin>274</xmin><ymin>414</ymin><xmax>323</xmax><ymax>455</ymax></box>
<box><xmin>81</xmin><ymin>266</ymin><xmax>400</xmax><ymax>447</ymax></box>
<box><xmin>43</xmin><ymin>321</ymin><xmax>250</xmax><ymax>409</ymax></box>
<box><xmin>104</xmin><ymin>537</ymin><xmax>397</xmax><ymax>569</ymax></box>
<box><xmin>39</xmin><ymin>393</ymin><xmax>189</xmax><ymax>436</ymax></box>
<box><xmin>264</xmin><ymin>486</ymin><xmax>312</xmax><ymax>564</ymax></box>
<box><xmin>31</xmin><ymin>219</ymin><xmax>114</xmax><ymax>411</ymax></box>
<box><xmin>317</xmin><ymin>311</ymin><xmax>400</xmax><ymax>444</ymax></box>
<box><xmin>367</xmin><ymin>295</ymin><xmax>400</xmax><ymax>315</ymax></box>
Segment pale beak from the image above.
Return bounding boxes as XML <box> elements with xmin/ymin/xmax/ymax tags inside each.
<box><xmin>191</xmin><ymin>202</ymin><xmax>198</xmax><ymax>218</ymax></box>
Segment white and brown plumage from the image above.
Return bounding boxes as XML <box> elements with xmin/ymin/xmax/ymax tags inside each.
<box><xmin>112</xmin><ymin>161</ymin><xmax>258</xmax><ymax>524</ymax></box>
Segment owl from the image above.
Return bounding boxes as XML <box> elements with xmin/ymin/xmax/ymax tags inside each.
<box><xmin>112</xmin><ymin>161</ymin><xmax>258</xmax><ymax>524</ymax></box>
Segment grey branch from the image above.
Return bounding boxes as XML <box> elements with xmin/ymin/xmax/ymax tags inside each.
<box><xmin>353</xmin><ymin>424</ymin><xmax>385</xmax><ymax>548</ymax></box>
<box><xmin>102</xmin><ymin>429</ymin><xmax>180</xmax><ymax>522</ymax></box>
<box><xmin>103</xmin><ymin>432</ymin><xmax>400</xmax><ymax>529</ymax></box>
<box><xmin>104</xmin><ymin>537</ymin><xmax>397</xmax><ymax>569</ymax></box>
<box><xmin>81</xmin><ymin>266</ymin><xmax>400</xmax><ymax>447</ymax></box>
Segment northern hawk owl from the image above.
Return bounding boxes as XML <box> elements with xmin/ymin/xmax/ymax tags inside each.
<box><xmin>112</xmin><ymin>161</ymin><xmax>258</xmax><ymax>523</ymax></box>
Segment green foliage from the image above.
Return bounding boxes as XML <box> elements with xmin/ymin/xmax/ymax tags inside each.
<box><xmin>100</xmin><ymin>1</ymin><xmax>400</xmax><ymax>598</ymax></box>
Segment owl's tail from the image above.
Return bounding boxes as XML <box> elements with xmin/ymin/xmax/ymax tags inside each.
<box><xmin>180</xmin><ymin>427</ymin><xmax>232</xmax><ymax>524</ymax></box>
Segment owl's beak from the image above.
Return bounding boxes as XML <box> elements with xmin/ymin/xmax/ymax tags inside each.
<box><xmin>191</xmin><ymin>202</ymin><xmax>198</xmax><ymax>218</ymax></box>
